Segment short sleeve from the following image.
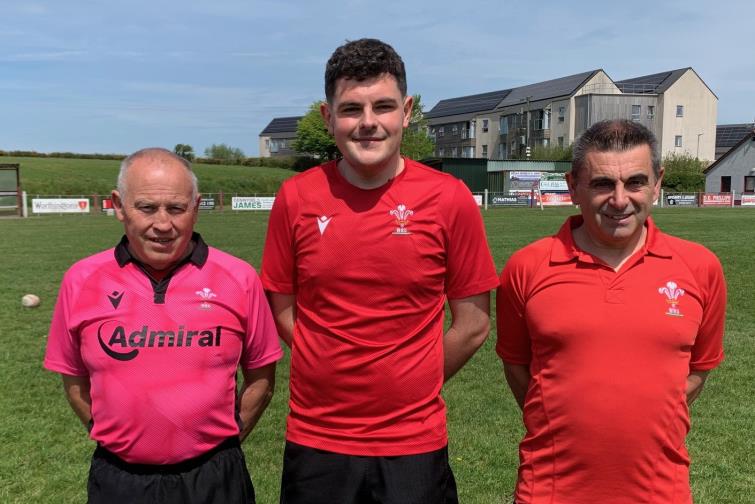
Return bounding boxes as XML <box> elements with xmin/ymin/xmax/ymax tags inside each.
<box><xmin>44</xmin><ymin>271</ymin><xmax>88</xmax><ymax>376</ymax></box>
<box><xmin>241</xmin><ymin>268</ymin><xmax>284</xmax><ymax>370</ymax></box>
<box><xmin>261</xmin><ymin>181</ymin><xmax>297</xmax><ymax>294</ymax></box>
<box><xmin>689</xmin><ymin>254</ymin><xmax>726</xmax><ymax>371</ymax></box>
<box><xmin>496</xmin><ymin>251</ymin><xmax>533</xmax><ymax>365</ymax></box>
<box><xmin>443</xmin><ymin>180</ymin><xmax>499</xmax><ymax>299</ymax></box>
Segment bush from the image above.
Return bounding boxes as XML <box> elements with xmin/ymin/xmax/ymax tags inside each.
<box><xmin>662</xmin><ymin>153</ymin><xmax>707</xmax><ymax>192</ymax></box>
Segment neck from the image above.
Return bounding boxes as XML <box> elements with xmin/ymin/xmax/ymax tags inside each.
<box><xmin>338</xmin><ymin>156</ymin><xmax>404</xmax><ymax>189</ymax></box>
<box><xmin>572</xmin><ymin>225</ymin><xmax>647</xmax><ymax>271</ymax></box>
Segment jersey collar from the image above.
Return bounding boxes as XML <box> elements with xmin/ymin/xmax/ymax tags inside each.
<box><xmin>550</xmin><ymin>215</ymin><xmax>673</xmax><ymax>264</ymax></box>
<box><xmin>114</xmin><ymin>232</ymin><xmax>209</xmax><ymax>268</ymax></box>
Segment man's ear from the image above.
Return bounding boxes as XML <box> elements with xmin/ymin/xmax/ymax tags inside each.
<box><xmin>320</xmin><ymin>102</ymin><xmax>334</xmax><ymax>135</ymax></box>
<box><xmin>402</xmin><ymin>95</ymin><xmax>414</xmax><ymax>128</ymax></box>
<box><xmin>112</xmin><ymin>190</ymin><xmax>125</xmax><ymax>222</ymax></box>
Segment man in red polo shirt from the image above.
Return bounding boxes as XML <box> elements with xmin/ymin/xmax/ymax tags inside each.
<box><xmin>262</xmin><ymin>39</ymin><xmax>499</xmax><ymax>503</ymax></box>
<box><xmin>44</xmin><ymin>148</ymin><xmax>282</xmax><ymax>503</ymax></box>
<box><xmin>496</xmin><ymin>120</ymin><xmax>726</xmax><ymax>503</ymax></box>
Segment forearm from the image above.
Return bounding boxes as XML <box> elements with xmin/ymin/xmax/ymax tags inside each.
<box><xmin>237</xmin><ymin>365</ymin><xmax>276</xmax><ymax>441</ymax></box>
<box><xmin>686</xmin><ymin>370</ymin><xmax>710</xmax><ymax>405</ymax></box>
<box><xmin>268</xmin><ymin>293</ymin><xmax>296</xmax><ymax>347</ymax></box>
<box><xmin>443</xmin><ymin>293</ymin><xmax>491</xmax><ymax>382</ymax></box>
<box><xmin>443</xmin><ymin>325</ymin><xmax>488</xmax><ymax>381</ymax></box>
<box><xmin>61</xmin><ymin>374</ymin><xmax>92</xmax><ymax>428</ymax></box>
<box><xmin>503</xmin><ymin>363</ymin><xmax>531</xmax><ymax>410</ymax></box>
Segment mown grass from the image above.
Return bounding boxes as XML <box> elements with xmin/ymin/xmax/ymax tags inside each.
<box><xmin>0</xmin><ymin>207</ymin><xmax>752</xmax><ymax>503</ymax></box>
<box><xmin>0</xmin><ymin>156</ymin><xmax>292</xmax><ymax>196</ymax></box>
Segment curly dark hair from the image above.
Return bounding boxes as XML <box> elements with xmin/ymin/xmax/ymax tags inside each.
<box><xmin>324</xmin><ymin>38</ymin><xmax>407</xmax><ymax>102</ymax></box>
<box><xmin>572</xmin><ymin>119</ymin><xmax>661</xmax><ymax>181</ymax></box>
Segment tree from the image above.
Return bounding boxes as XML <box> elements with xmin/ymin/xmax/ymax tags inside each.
<box><xmin>401</xmin><ymin>94</ymin><xmax>435</xmax><ymax>160</ymax></box>
<box><xmin>293</xmin><ymin>102</ymin><xmax>339</xmax><ymax>160</ymax></box>
<box><xmin>204</xmin><ymin>143</ymin><xmax>245</xmax><ymax>163</ymax></box>
<box><xmin>661</xmin><ymin>152</ymin><xmax>706</xmax><ymax>192</ymax></box>
<box><xmin>173</xmin><ymin>144</ymin><xmax>195</xmax><ymax>161</ymax></box>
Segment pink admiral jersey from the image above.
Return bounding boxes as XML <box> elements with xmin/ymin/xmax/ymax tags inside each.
<box><xmin>44</xmin><ymin>235</ymin><xmax>283</xmax><ymax>464</ymax></box>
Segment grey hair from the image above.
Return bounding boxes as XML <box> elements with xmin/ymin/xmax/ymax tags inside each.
<box><xmin>571</xmin><ymin>120</ymin><xmax>661</xmax><ymax>181</ymax></box>
<box><xmin>117</xmin><ymin>147</ymin><xmax>198</xmax><ymax>200</ymax></box>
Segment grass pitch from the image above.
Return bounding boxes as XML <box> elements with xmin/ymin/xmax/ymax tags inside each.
<box><xmin>0</xmin><ymin>207</ymin><xmax>753</xmax><ymax>503</ymax></box>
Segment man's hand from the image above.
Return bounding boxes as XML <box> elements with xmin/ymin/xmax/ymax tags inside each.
<box><xmin>238</xmin><ymin>364</ymin><xmax>276</xmax><ymax>441</ymax></box>
<box><xmin>61</xmin><ymin>374</ymin><xmax>92</xmax><ymax>429</ymax></box>
<box><xmin>443</xmin><ymin>292</ymin><xmax>491</xmax><ymax>382</ymax></box>
<box><xmin>268</xmin><ymin>293</ymin><xmax>296</xmax><ymax>347</ymax></box>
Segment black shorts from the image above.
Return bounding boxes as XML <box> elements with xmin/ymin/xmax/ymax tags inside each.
<box><xmin>280</xmin><ymin>441</ymin><xmax>458</xmax><ymax>504</ymax></box>
<box><xmin>87</xmin><ymin>437</ymin><xmax>255</xmax><ymax>504</ymax></box>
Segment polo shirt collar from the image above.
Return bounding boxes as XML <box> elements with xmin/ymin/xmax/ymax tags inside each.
<box><xmin>114</xmin><ymin>232</ymin><xmax>209</xmax><ymax>268</ymax></box>
<box><xmin>550</xmin><ymin>215</ymin><xmax>672</xmax><ymax>264</ymax></box>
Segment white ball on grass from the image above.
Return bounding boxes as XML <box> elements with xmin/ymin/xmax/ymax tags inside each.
<box><xmin>21</xmin><ymin>294</ymin><xmax>41</xmax><ymax>308</ymax></box>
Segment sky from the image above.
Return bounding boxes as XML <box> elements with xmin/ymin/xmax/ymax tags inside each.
<box><xmin>2</xmin><ymin>0</ymin><xmax>753</xmax><ymax>156</ymax></box>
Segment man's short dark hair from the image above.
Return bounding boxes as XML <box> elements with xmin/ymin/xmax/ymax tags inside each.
<box><xmin>324</xmin><ymin>38</ymin><xmax>407</xmax><ymax>103</ymax></box>
<box><xmin>571</xmin><ymin>119</ymin><xmax>661</xmax><ymax>181</ymax></box>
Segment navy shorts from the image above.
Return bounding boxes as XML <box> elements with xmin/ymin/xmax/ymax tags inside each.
<box><xmin>87</xmin><ymin>437</ymin><xmax>255</xmax><ymax>504</ymax></box>
<box><xmin>280</xmin><ymin>441</ymin><xmax>458</xmax><ymax>504</ymax></box>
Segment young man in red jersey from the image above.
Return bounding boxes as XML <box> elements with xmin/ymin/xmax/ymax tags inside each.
<box><xmin>497</xmin><ymin>120</ymin><xmax>726</xmax><ymax>503</ymax></box>
<box><xmin>45</xmin><ymin>148</ymin><xmax>283</xmax><ymax>504</ymax></box>
<box><xmin>262</xmin><ymin>39</ymin><xmax>499</xmax><ymax>503</ymax></box>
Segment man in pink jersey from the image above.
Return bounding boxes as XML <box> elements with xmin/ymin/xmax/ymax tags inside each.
<box><xmin>497</xmin><ymin>120</ymin><xmax>726</xmax><ymax>503</ymax></box>
<box><xmin>262</xmin><ymin>39</ymin><xmax>499</xmax><ymax>503</ymax></box>
<box><xmin>44</xmin><ymin>148</ymin><xmax>283</xmax><ymax>504</ymax></box>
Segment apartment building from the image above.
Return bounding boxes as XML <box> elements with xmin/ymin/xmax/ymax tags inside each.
<box><xmin>425</xmin><ymin>67</ymin><xmax>717</xmax><ymax>161</ymax></box>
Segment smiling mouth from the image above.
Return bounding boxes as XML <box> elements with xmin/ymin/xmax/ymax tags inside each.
<box><xmin>605</xmin><ymin>213</ymin><xmax>632</xmax><ymax>221</ymax></box>
<box><xmin>148</xmin><ymin>237</ymin><xmax>174</xmax><ymax>244</ymax></box>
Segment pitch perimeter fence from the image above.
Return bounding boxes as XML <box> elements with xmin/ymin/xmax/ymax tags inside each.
<box><xmin>17</xmin><ymin>190</ymin><xmax>755</xmax><ymax>217</ymax></box>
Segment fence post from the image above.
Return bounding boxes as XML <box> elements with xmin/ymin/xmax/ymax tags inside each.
<box><xmin>660</xmin><ymin>188</ymin><xmax>664</xmax><ymax>208</ymax></box>
<box><xmin>484</xmin><ymin>189</ymin><xmax>488</xmax><ymax>210</ymax></box>
<box><xmin>22</xmin><ymin>191</ymin><xmax>28</xmax><ymax>218</ymax></box>
<box><xmin>219</xmin><ymin>191</ymin><xmax>224</xmax><ymax>212</ymax></box>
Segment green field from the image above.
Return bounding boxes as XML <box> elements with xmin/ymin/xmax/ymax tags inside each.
<box><xmin>0</xmin><ymin>156</ymin><xmax>293</xmax><ymax>196</ymax></box>
<box><xmin>1</xmin><ymin>207</ymin><xmax>753</xmax><ymax>503</ymax></box>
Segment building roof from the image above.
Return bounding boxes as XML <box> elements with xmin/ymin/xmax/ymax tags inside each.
<box><xmin>496</xmin><ymin>69</ymin><xmax>601</xmax><ymax>108</ymax></box>
<box><xmin>716</xmin><ymin>123</ymin><xmax>755</xmax><ymax>149</ymax></box>
<box><xmin>615</xmin><ymin>68</ymin><xmax>690</xmax><ymax>94</ymax></box>
<box><xmin>425</xmin><ymin>89</ymin><xmax>511</xmax><ymax>119</ymax></box>
<box><xmin>704</xmin><ymin>129</ymin><xmax>755</xmax><ymax>174</ymax></box>
<box><xmin>260</xmin><ymin>116</ymin><xmax>302</xmax><ymax>135</ymax></box>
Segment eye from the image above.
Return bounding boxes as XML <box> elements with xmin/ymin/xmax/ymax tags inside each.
<box><xmin>167</xmin><ymin>206</ymin><xmax>187</xmax><ymax>215</ymax></box>
<box><xmin>137</xmin><ymin>205</ymin><xmax>156</xmax><ymax>213</ymax></box>
<box><xmin>625</xmin><ymin>179</ymin><xmax>647</xmax><ymax>190</ymax></box>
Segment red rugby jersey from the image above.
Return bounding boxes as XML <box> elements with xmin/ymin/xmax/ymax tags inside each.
<box><xmin>497</xmin><ymin>216</ymin><xmax>726</xmax><ymax>504</ymax></box>
<box><xmin>45</xmin><ymin>236</ymin><xmax>283</xmax><ymax>464</ymax></box>
<box><xmin>262</xmin><ymin>159</ymin><xmax>499</xmax><ymax>456</ymax></box>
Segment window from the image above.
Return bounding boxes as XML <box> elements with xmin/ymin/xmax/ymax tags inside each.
<box><xmin>675</xmin><ymin>135</ymin><xmax>683</xmax><ymax>147</ymax></box>
<box><xmin>676</xmin><ymin>105</ymin><xmax>684</xmax><ymax>117</ymax></box>
<box><xmin>482</xmin><ymin>119</ymin><xmax>489</xmax><ymax>133</ymax></box>
<box><xmin>745</xmin><ymin>176</ymin><xmax>755</xmax><ymax>193</ymax></box>
<box><xmin>499</xmin><ymin>117</ymin><xmax>508</xmax><ymax>134</ymax></box>
<box><xmin>720</xmin><ymin>176</ymin><xmax>731</xmax><ymax>193</ymax></box>
<box><xmin>543</xmin><ymin>138</ymin><xmax>550</xmax><ymax>147</ymax></box>
<box><xmin>438</xmin><ymin>147</ymin><xmax>445</xmax><ymax>157</ymax></box>
<box><xmin>452</xmin><ymin>125</ymin><xmax>458</xmax><ymax>135</ymax></box>
<box><xmin>482</xmin><ymin>145</ymin><xmax>488</xmax><ymax>158</ymax></box>
<box><xmin>438</xmin><ymin>126</ymin><xmax>444</xmax><ymax>137</ymax></box>
<box><xmin>451</xmin><ymin>147</ymin><xmax>458</xmax><ymax>157</ymax></box>
<box><xmin>499</xmin><ymin>144</ymin><xmax>507</xmax><ymax>159</ymax></box>
<box><xmin>631</xmin><ymin>105</ymin><xmax>641</xmax><ymax>121</ymax></box>
<box><xmin>558</xmin><ymin>106</ymin><xmax>565</xmax><ymax>123</ymax></box>
<box><xmin>558</xmin><ymin>136</ymin><xmax>564</xmax><ymax>147</ymax></box>
<box><xmin>647</xmin><ymin>105</ymin><xmax>655</xmax><ymax>119</ymax></box>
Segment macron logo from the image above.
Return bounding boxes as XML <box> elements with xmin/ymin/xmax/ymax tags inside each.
<box><xmin>317</xmin><ymin>215</ymin><xmax>332</xmax><ymax>236</ymax></box>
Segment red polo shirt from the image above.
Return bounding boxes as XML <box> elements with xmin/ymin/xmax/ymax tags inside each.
<box><xmin>496</xmin><ymin>216</ymin><xmax>726</xmax><ymax>504</ymax></box>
